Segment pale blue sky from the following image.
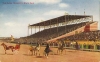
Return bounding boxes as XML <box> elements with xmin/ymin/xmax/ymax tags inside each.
<box><xmin>0</xmin><ymin>0</ymin><xmax>100</xmax><ymax>38</ymax></box>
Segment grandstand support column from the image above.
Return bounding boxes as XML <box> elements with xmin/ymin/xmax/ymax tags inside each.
<box><xmin>39</xmin><ymin>25</ymin><xmax>40</xmax><ymax>32</ymax></box>
<box><xmin>31</xmin><ymin>26</ymin><xmax>32</xmax><ymax>35</ymax></box>
<box><xmin>65</xmin><ymin>14</ymin><xmax>66</xmax><ymax>33</ymax></box>
<box><xmin>35</xmin><ymin>26</ymin><xmax>36</xmax><ymax>33</ymax></box>
<box><xmin>91</xmin><ymin>16</ymin><xmax>93</xmax><ymax>22</ymax></box>
<box><xmin>45</xmin><ymin>26</ymin><xmax>47</xmax><ymax>29</ymax></box>
<box><xmin>28</xmin><ymin>24</ymin><xmax>30</xmax><ymax>36</ymax></box>
<box><xmin>53</xmin><ymin>43</ymin><xmax>54</xmax><ymax>47</ymax></box>
<box><xmin>44</xmin><ymin>21</ymin><xmax>45</xmax><ymax>30</ymax></box>
<box><xmin>57</xmin><ymin>18</ymin><xmax>59</xmax><ymax>36</ymax></box>
<box><xmin>50</xmin><ymin>20</ymin><xmax>51</xmax><ymax>34</ymax></box>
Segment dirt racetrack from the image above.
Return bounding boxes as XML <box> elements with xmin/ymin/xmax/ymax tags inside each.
<box><xmin>0</xmin><ymin>42</ymin><xmax>100</xmax><ymax>62</ymax></box>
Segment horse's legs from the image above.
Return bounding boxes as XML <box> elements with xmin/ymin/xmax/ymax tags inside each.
<box><xmin>44</xmin><ymin>51</ymin><xmax>46</xmax><ymax>56</ymax></box>
<box><xmin>57</xmin><ymin>49</ymin><xmax>62</xmax><ymax>54</ymax></box>
<box><xmin>30</xmin><ymin>50</ymin><xmax>33</xmax><ymax>55</ymax></box>
<box><xmin>31</xmin><ymin>51</ymin><xmax>33</xmax><ymax>55</ymax></box>
<box><xmin>28</xmin><ymin>50</ymin><xmax>32</xmax><ymax>56</ymax></box>
<box><xmin>37</xmin><ymin>50</ymin><xmax>40</xmax><ymax>56</ymax></box>
<box><xmin>44</xmin><ymin>52</ymin><xmax>47</xmax><ymax>56</ymax></box>
<box><xmin>57</xmin><ymin>50</ymin><xmax>59</xmax><ymax>54</ymax></box>
<box><xmin>38</xmin><ymin>50</ymin><xmax>40</xmax><ymax>56</ymax></box>
<box><xmin>47</xmin><ymin>53</ymin><xmax>49</xmax><ymax>56</ymax></box>
<box><xmin>12</xmin><ymin>49</ymin><xmax>14</xmax><ymax>52</ymax></box>
<box><xmin>5</xmin><ymin>50</ymin><xmax>6</xmax><ymax>54</ymax></box>
<box><xmin>34</xmin><ymin>50</ymin><xmax>40</xmax><ymax>56</ymax></box>
<box><xmin>60</xmin><ymin>49</ymin><xmax>66</xmax><ymax>55</ymax></box>
<box><xmin>61</xmin><ymin>50</ymin><xmax>63</xmax><ymax>54</ymax></box>
<box><xmin>44</xmin><ymin>52</ymin><xmax>46</xmax><ymax>56</ymax></box>
<box><xmin>64</xmin><ymin>49</ymin><xmax>66</xmax><ymax>54</ymax></box>
<box><xmin>57</xmin><ymin>49</ymin><xmax>60</xmax><ymax>54</ymax></box>
<box><xmin>35</xmin><ymin>51</ymin><xmax>37</xmax><ymax>56</ymax></box>
<box><xmin>34</xmin><ymin>50</ymin><xmax>35</xmax><ymax>55</ymax></box>
<box><xmin>46</xmin><ymin>53</ymin><xmax>49</xmax><ymax>58</ymax></box>
<box><xmin>58</xmin><ymin>50</ymin><xmax>59</xmax><ymax>54</ymax></box>
<box><xmin>11</xmin><ymin>47</ymin><xmax>14</xmax><ymax>52</ymax></box>
<box><xmin>45</xmin><ymin>53</ymin><xmax>47</xmax><ymax>56</ymax></box>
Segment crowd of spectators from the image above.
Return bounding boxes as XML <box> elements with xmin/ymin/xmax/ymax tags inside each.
<box><xmin>65</xmin><ymin>30</ymin><xmax>100</xmax><ymax>41</ymax></box>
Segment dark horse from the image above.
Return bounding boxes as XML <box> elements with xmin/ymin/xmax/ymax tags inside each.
<box><xmin>57</xmin><ymin>42</ymin><xmax>66</xmax><ymax>54</ymax></box>
<box><xmin>1</xmin><ymin>43</ymin><xmax>20</xmax><ymax>54</ymax></box>
<box><xmin>44</xmin><ymin>43</ymin><xmax>52</xmax><ymax>58</ymax></box>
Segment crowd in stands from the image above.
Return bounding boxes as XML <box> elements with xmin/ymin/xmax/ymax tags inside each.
<box><xmin>64</xmin><ymin>30</ymin><xmax>100</xmax><ymax>41</ymax></box>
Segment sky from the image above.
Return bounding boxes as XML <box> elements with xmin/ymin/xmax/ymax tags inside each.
<box><xmin>0</xmin><ymin>0</ymin><xmax>100</xmax><ymax>38</ymax></box>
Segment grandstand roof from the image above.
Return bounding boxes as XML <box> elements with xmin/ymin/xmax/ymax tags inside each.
<box><xmin>30</xmin><ymin>15</ymin><xmax>92</xmax><ymax>26</ymax></box>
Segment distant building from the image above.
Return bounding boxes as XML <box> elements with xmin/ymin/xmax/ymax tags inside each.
<box><xmin>0</xmin><ymin>37</ymin><xmax>11</xmax><ymax>40</ymax></box>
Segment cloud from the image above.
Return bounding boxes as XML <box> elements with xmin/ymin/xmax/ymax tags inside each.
<box><xmin>24</xmin><ymin>9</ymin><xmax>33</xmax><ymax>14</ymax></box>
<box><xmin>2</xmin><ymin>16</ymin><xmax>46</xmax><ymax>38</ymax></box>
<box><xmin>4</xmin><ymin>22</ymin><xmax>25</xmax><ymax>27</ymax></box>
<box><xmin>24</xmin><ymin>17</ymin><xmax>46</xmax><ymax>25</ymax></box>
<box><xmin>19</xmin><ymin>0</ymin><xmax>61</xmax><ymax>4</ymax></box>
<box><xmin>43</xmin><ymin>10</ymin><xmax>68</xmax><ymax>16</ymax></box>
<box><xmin>5</xmin><ymin>22</ymin><xmax>15</xmax><ymax>27</ymax></box>
<box><xmin>3</xmin><ymin>22</ymin><xmax>28</xmax><ymax>38</ymax></box>
<box><xmin>2</xmin><ymin>22</ymin><xmax>26</xmax><ymax>37</ymax></box>
<box><xmin>59</xmin><ymin>3</ymin><xmax>69</xmax><ymax>8</ymax></box>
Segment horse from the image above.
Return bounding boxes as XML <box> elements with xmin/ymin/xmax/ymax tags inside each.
<box><xmin>44</xmin><ymin>43</ymin><xmax>52</xmax><ymax>58</ymax></box>
<box><xmin>1</xmin><ymin>43</ymin><xmax>20</xmax><ymax>54</ymax></box>
<box><xmin>34</xmin><ymin>43</ymin><xmax>41</xmax><ymax>55</ymax></box>
<box><xmin>29</xmin><ymin>43</ymin><xmax>41</xmax><ymax>56</ymax></box>
<box><xmin>57</xmin><ymin>42</ymin><xmax>66</xmax><ymax>54</ymax></box>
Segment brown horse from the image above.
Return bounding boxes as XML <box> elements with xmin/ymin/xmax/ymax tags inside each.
<box><xmin>28</xmin><ymin>44</ymin><xmax>41</xmax><ymax>56</ymax></box>
<box><xmin>57</xmin><ymin>42</ymin><xmax>66</xmax><ymax>54</ymax></box>
<box><xmin>1</xmin><ymin>43</ymin><xmax>20</xmax><ymax>54</ymax></box>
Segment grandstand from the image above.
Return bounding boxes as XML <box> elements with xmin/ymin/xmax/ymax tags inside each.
<box><xmin>14</xmin><ymin>14</ymin><xmax>100</xmax><ymax>51</ymax></box>
<box><xmin>26</xmin><ymin>15</ymin><xmax>94</xmax><ymax>42</ymax></box>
